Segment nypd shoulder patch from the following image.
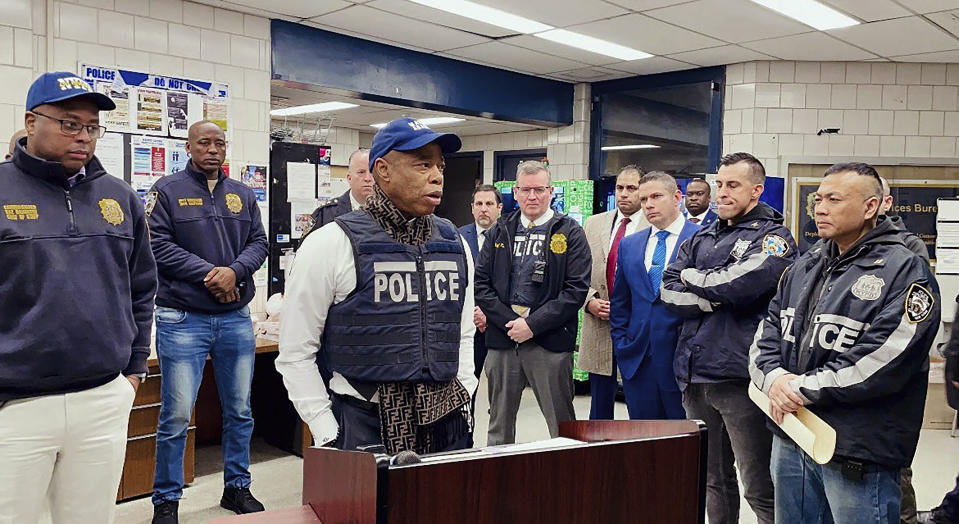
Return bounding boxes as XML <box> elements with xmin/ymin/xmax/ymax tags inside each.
<box><xmin>905</xmin><ymin>283</ymin><xmax>934</xmax><ymax>324</ymax></box>
<box><xmin>144</xmin><ymin>191</ymin><xmax>158</xmax><ymax>217</ymax></box>
<box><xmin>762</xmin><ymin>234</ymin><xmax>790</xmax><ymax>257</ymax></box>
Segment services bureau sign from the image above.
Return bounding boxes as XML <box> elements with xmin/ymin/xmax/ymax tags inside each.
<box><xmin>791</xmin><ymin>178</ymin><xmax>959</xmax><ymax>261</ymax></box>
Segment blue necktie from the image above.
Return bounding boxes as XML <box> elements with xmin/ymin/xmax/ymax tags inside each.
<box><xmin>648</xmin><ymin>230</ymin><xmax>670</xmax><ymax>294</ymax></box>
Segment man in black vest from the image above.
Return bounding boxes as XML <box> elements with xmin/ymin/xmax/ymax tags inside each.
<box><xmin>300</xmin><ymin>148</ymin><xmax>371</xmax><ymax>242</ymax></box>
<box><xmin>277</xmin><ymin>118</ymin><xmax>477</xmax><ymax>454</ymax></box>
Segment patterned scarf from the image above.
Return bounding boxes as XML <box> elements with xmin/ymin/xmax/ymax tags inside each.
<box><xmin>364</xmin><ymin>184</ymin><xmax>471</xmax><ymax>454</ymax></box>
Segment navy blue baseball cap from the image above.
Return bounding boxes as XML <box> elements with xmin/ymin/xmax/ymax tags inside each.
<box><xmin>369</xmin><ymin>117</ymin><xmax>462</xmax><ymax>171</ymax></box>
<box><xmin>26</xmin><ymin>72</ymin><xmax>116</xmax><ymax>111</ymax></box>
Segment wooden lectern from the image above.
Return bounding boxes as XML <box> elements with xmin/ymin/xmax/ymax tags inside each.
<box><xmin>209</xmin><ymin>420</ymin><xmax>706</xmax><ymax>524</ymax></box>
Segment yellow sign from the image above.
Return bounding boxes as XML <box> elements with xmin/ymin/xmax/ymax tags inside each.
<box><xmin>225</xmin><ymin>193</ymin><xmax>243</xmax><ymax>214</ymax></box>
<box><xmin>3</xmin><ymin>204</ymin><xmax>38</xmax><ymax>220</ymax></box>
<box><xmin>98</xmin><ymin>198</ymin><xmax>124</xmax><ymax>226</ymax></box>
<box><xmin>549</xmin><ymin>233</ymin><xmax>567</xmax><ymax>254</ymax></box>
<box><xmin>177</xmin><ymin>198</ymin><xmax>204</xmax><ymax>206</ymax></box>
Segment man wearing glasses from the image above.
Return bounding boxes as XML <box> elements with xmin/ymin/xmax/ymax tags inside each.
<box><xmin>146</xmin><ymin>121</ymin><xmax>268</xmax><ymax>523</ymax></box>
<box><xmin>475</xmin><ymin>161</ymin><xmax>591</xmax><ymax>444</ymax></box>
<box><xmin>0</xmin><ymin>72</ymin><xmax>157</xmax><ymax>523</ymax></box>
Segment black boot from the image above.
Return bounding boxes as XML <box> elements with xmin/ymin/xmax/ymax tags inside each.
<box><xmin>220</xmin><ymin>486</ymin><xmax>265</xmax><ymax>514</ymax></box>
<box><xmin>151</xmin><ymin>500</ymin><xmax>178</xmax><ymax>524</ymax></box>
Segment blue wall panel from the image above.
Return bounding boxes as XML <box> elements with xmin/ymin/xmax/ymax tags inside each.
<box><xmin>271</xmin><ymin>20</ymin><xmax>573</xmax><ymax>126</ymax></box>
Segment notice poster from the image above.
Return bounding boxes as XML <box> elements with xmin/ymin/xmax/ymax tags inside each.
<box><xmin>97</xmin><ymin>132</ymin><xmax>126</xmax><ymax>179</ymax></box>
<box><xmin>166</xmin><ymin>139</ymin><xmax>188</xmax><ymax>175</ymax></box>
<box><xmin>131</xmin><ymin>136</ymin><xmax>167</xmax><ymax>191</ymax></box>
<box><xmin>240</xmin><ymin>164</ymin><xmax>267</xmax><ymax>189</ymax></box>
<box><xmin>167</xmin><ymin>92</ymin><xmax>190</xmax><ymax>137</ymax></box>
<box><xmin>95</xmin><ymin>82</ymin><xmax>131</xmax><ymax>132</ymax></box>
<box><xmin>287</xmin><ymin>162</ymin><xmax>316</xmax><ymax>202</ymax></box>
<box><xmin>291</xmin><ymin>200</ymin><xmax>317</xmax><ymax>239</ymax></box>
<box><xmin>136</xmin><ymin>88</ymin><xmax>166</xmax><ymax>134</ymax></box>
<box><xmin>204</xmin><ymin>98</ymin><xmax>228</xmax><ymax>133</ymax></box>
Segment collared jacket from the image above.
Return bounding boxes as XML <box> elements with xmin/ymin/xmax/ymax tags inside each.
<box><xmin>750</xmin><ymin>216</ymin><xmax>940</xmax><ymax>468</ymax></box>
<box><xmin>301</xmin><ymin>189</ymin><xmax>352</xmax><ymax>243</ymax></box>
<box><xmin>662</xmin><ymin>202</ymin><xmax>798</xmax><ymax>386</ymax></box>
<box><xmin>147</xmin><ymin>163</ymin><xmax>268</xmax><ymax>314</ymax></box>
<box><xmin>0</xmin><ymin>140</ymin><xmax>157</xmax><ymax>400</ymax></box>
<box><xmin>474</xmin><ymin>210</ymin><xmax>591</xmax><ymax>353</ymax></box>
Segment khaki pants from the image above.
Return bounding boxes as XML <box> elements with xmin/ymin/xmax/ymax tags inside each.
<box><xmin>0</xmin><ymin>375</ymin><xmax>135</xmax><ymax>524</ymax></box>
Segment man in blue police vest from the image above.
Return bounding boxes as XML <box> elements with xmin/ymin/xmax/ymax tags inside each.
<box><xmin>277</xmin><ymin>118</ymin><xmax>478</xmax><ymax>455</ymax></box>
<box><xmin>148</xmin><ymin>121</ymin><xmax>269</xmax><ymax>523</ymax></box>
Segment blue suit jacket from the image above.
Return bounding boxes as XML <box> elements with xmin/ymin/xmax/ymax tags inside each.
<box><xmin>609</xmin><ymin>220</ymin><xmax>700</xmax><ymax>384</ymax></box>
<box><xmin>459</xmin><ymin>222</ymin><xmax>481</xmax><ymax>259</ymax></box>
<box><xmin>685</xmin><ymin>208</ymin><xmax>718</xmax><ymax>228</ymax></box>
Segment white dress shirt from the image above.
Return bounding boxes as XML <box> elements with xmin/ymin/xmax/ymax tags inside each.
<box><xmin>276</xmin><ymin>221</ymin><xmax>478</xmax><ymax>446</ymax></box>
<box><xmin>608</xmin><ymin>210</ymin><xmax>643</xmax><ymax>245</ymax></box>
<box><xmin>520</xmin><ymin>208</ymin><xmax>554</xmax><ymax>228</ymax></box>
<box><xmin>687</xmin><ymin>209</ymin><xmax>709</xmax><ymax>224</ymax></box>
<box><xmin>349</xmin><ymin>192</ymin><xmax>363</xmax><ymax>211</ymax></box>
<box><xmin>476</xmin><ymin>223</ymin><xmax>491</xmax><ymax>253</ymax></box>
<box><xmin>644</xmin><ymin>214</ymin><xmax>687</xmax><ymax>271</ymax></box>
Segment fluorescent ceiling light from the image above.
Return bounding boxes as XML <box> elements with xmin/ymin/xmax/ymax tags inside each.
<box><xmin>409</xmin><ymin>0</ymin><xmax>552</xmax><ymax>33</ymax></box>
<box><xmin>370</xmin><ymin>117</ymin><xmax>466</xmax><ymax>129</ymax></box>
<box><xmin>601</xmin><ymin>144</ymin><xmax>661</xmax><ymax>151</ymax></box>
<box><xmin>747</xmin><ymin>0</ymin><xmax>859</xmax><ymax>30</ymax></box>
<box><xmin>535</xmin><ymin>29</ymin><xmax>652</xmax><ymax>61</ymax></box>
<box><xmin>270</xmin><ymin>102</ymin><xmax>358</xmax><ymax>116</ymax></box>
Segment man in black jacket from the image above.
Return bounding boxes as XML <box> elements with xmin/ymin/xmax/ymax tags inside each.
<box><xmin>300</xmin><ymin>148</ymin><xmax>371</xmax><ymax>242</ymax></box>
<box><xmin>475</xmin><ymin>161</ymin><xmax>591</xmax><ymax>444</ymax></box>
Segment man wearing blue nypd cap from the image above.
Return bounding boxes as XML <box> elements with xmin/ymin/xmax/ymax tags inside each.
<box><xmin>277</xmin><ymin>117</ymin><xmax>478</xmax><ymax>454</ymax></box>
<box><xmin>0</xmin><ymin>72</ymin><xmax>157</xmax><ymax>523</ymax></box>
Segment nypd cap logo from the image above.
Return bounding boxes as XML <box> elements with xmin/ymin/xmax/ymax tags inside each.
<box><xmin>905</xmin><ymin>283</ymin><xmax>934</xmax><ymax>323</ymax></box>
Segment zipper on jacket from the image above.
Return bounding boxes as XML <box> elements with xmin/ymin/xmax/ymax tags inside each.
<box><xmin>64</xmin><ymin>190</ymin><xmax>77</xmax><ymax>234</ymax></box>
<box><xmin>415</xmin><ymin>250</ymin><xmax>429</xmax><ymax>374</ymax></box>
<box><xmin>209</xmin><ymin>189</ymin><xmax>232</xmax><ymax>268</ymax></box>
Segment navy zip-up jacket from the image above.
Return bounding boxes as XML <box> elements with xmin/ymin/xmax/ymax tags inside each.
<box><xmin>0</xmin><ymin>140</ymin><xmax>157</xmax><ymax>401</ymax></box>
<box><xmin>147</xmin><ymin>163</ymin><xmax>268</xmax><ymax>314</ymax></box>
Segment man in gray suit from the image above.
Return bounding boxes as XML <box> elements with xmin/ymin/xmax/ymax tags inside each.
<box><xmin>579</xmin><ymin>165</ymin><xmax>649</xmax><ymax>419</ymax></box>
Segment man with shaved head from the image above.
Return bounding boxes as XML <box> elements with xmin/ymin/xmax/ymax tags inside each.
<box><xmin>147</xmin><ymin>120</ymin><xmax>268</xmax><ymax>523</ymax></box>
<box><xmin>5</xmin><ymin>128</ymin><xmax>26</xmax><ymax>160</ymax></box>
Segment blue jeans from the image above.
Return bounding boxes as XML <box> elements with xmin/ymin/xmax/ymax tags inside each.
<box><xmin>152</xmin><ymin>306</ymin><xmax>256</xmax><ymax>504</ymax></box>
<box><xmin>771</xmin><ymin>435</ymin><xmax>901</xmax><ymax>524</ymax></box>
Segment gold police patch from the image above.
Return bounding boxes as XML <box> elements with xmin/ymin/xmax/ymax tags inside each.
<box><xmin>99</xmin><ymin>198</ymin><xmax>124</xmax><ymax>226</ymax></box>
<box><xmin>144</xmin><ymin>191</ymin><xmax>158</xmax><ymax>217</ymax></box>
<box><xmin>225</xmin><ymin>193</ymin><xmax>243</xmax><ymax>214</ymax></box>
<box><xmin>549</xmin><ymin>233</ymin><xmax>567</xmax><ymax>254</ymax></box>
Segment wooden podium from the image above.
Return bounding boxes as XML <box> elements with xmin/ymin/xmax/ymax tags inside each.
<box><xmin>209</xmin><ymin>420</ymin><xmax>706</xmax><ymax>524</ymax></box>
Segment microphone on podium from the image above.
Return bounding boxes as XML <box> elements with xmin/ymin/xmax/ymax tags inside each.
<box><xmin>390</xmin><ymin>450</ymin><xmax>422</xmax><ymax>466</ymax></box>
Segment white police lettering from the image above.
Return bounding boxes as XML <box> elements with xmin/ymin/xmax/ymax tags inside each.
<box><xmin>408</xmin><ymin>120</ymin><xmax>429</xmax><ymax>131</ymax></box>
<box><xmin>779</xmin><ymin>307</ymin><xmax>796</xmax><ymax>343</ymax></box>
<box><xmin>808</xmin><ymin>314</ymin><xmax>869</xmax><ymax>353</ymax></box>
<box><xmin>372</xmin><ymin>260</ymin><xmax>460</xmax><ymax>303</ymax></box>
<box><xmin>513</xmin><ymin>233</ymin><xmax>546</xmax><ymax>257</ymax></box>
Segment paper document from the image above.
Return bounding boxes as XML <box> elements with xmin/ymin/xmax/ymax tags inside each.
<box><xmin>748</xmin><ymin>382</ymin><xmax>836</xmax><ymax>465</ymax></box>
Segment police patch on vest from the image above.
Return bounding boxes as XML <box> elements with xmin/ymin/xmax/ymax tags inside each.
<box><xmin>225</xmin><ymin>193</ymin><xmax>243</xmax><ymax>213</ymax></box>
<box><xmin>851</xmin><ymin>274</ymin><xmax>884</xmax><ymax>301</ymax></box>
<box><xmin>905</xmin><ymin>283</ymin><xmax>934</xmax><ymax>323</ymax></box>
<box><xmin>98</xmin><ymin>198</ymin><xmax>124</xmax><ymax>226</ymax></box>
<box><xmin>144</xmin><ymin>191</ymin><xmax>158</xmax><ymax>217</ymax></box>
<box><xmin>762</xmin><ymin>234</ymin><xmax>789</xmax><ymax>257</ymax></box>
<box><xmin>550</xmin><ymin>233</ymin><xmax>567</xmax><ymax>254</ymax></box>
<box><xmin>730</xmin><ymin>238</ymin><xmax>751</xmax><ymax>259</ymax></box>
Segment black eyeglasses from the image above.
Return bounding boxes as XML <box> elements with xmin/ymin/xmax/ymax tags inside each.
<box><xmin>31</xmin><ymin>111</ymin><xmax>107</xmax><ymax>139</ymax></box>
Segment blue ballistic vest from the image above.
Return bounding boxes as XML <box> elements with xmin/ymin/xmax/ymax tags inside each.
<box><xmin>322</xmin><ymin>211</ymin><xmax>467</xmax><ymax>384</ymax></box>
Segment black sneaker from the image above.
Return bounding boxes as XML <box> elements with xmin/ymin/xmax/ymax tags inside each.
<box><xmin>220</xmin><ymin>486</ymin><xmax>265</xmax><ymax>514</ymax></box>
<box><xmin>918</xmin><ymin>509</ymin><xmax>958</xmax><ymax>524</ymax></box>
<box><xmin>151</xmin><ymin>500</ymin><xmax>178</xmax><ymax>524</ymax></box>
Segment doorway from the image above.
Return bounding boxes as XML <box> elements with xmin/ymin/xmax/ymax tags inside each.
<box><xmin>435</xmin><ymin>151</ymin><xmax>483</xmax><ymax>227</ymax></box>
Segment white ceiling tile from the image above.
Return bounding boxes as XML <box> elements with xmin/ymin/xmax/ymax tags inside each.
<box><xmin>565</xmin><ymin>13</ymin><xmax>724</xmax><ymax>55</ymax></box>
<box><xmin>365</xmin><ymin>0</ymin><xmax>516</xmax><ymax>38</ymax></box>
<box><xmin>667</xmin><ymin>44</ymin><xmax>775</xmax><ymax>67</ymax></box>
<box><xmin>820</xmin><ymin>0</ymin><xmax>911</xmax><ymax>21</ymax></box>
<box><xmin>309</xmin><ymin>5</ymin><xmax>490</xmax><ymax>51</ymax></box>
<box><xmin>926</xmin><ymin>9</ymin><xmax>959</xmax><ymax>38</ymax></box>
<box><xmin>895</xmin><ymin>0</ymin><xmax>959</xmax><ymax>14</ymax></box>
<box><xmin>476</xmin><ymin>0</ymin><xmax>628</xmax><ymax>28</ymax></box>
<box><xmin>605</xmin><ymin>0</ymin><xmax>695</xmax><ymax>10</ymax></box>
<box><xmin>743</xmin><ymin>31</ymin><xmax>878</xmax><ymax>60</ymax></box>
<box><xmin>889</xmin><ymin>49</ymin><xmax>959</xmax><ymax>62</ymax></box>
<box><xmin>645</xmin><ymin>0</ymin><xmax>811</xmax><ymax>43</ymax></box>
<box><xmin>443</xmin><ymin>41</ymin><xmax>591</xmax><ymax>74</ymax></box>
<box><xmin>500</xmin><ymin>35</ymin><xmax>623</xmax><ymax>66</ymax></box>
<box><xmin>606</xmin><ymin>55</ymin><xmax>696</xmax><ymax>75</ymax></box>
<box><xmin>220</xmin><ymin>0</ymin><xmax>350</xmax><ymax>18</ymax></box>
<box><xmin>550</xmin><ymin>66</ymin><xmax>631</xmax><ymax>82</ymax></box>
<box><xmin>828</xmin><ymin>16</ymin><xmax>959</xmax><ymax>56</ymax></box>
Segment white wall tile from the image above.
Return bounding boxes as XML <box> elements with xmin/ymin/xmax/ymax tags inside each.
<box><xmin>806</xmin><ymin>84</ymin><xmax>831</xmax><ymax>108</ymax></box>
<box><xmin>857</xmin><ymin>85</ymin><xmax>882</xmax><ymax>109</ymax></box>
<box><xmin>896</xmin><ymin>63</ymin><xmax>921</xmax><ymax>85</ymax></box>
<box><xmin>741</xmin><ymin>108</ymin><xmax>754</xmax><ymax>133</ymax></box>
<box><xmin>945</xmin><ymin>112</ymin><xmax>959</xmax><ymax>136</ymax></box>
<box><xmin>845</xmin><ymin>62</ymin><xmax>870</xmax><ymax>84</ymax></box>
<box><xmin>724</xmin><ymin>109</ymin><xmax>741</xmax><ymax>134</ymax></box>
<box><xmin>869</xmin><ymin>110</ymin><xmax>894</xmax><ymax>135</ymax></box>
<box><xmin>804</xmin><ymin>134</ymin><xmax>827</xmax><ymax>156</ymax></box>
<box><xmin>792</xmin><ymin>108</ymin><xmax>818</xmax><ymax>133</ymax></box>
<box><xmin>871</xmin><ymin>63</ymin><xmax>896</xmax><ymax>84</ymax></box>
<box><xmin>232</xmin><ymin>98</ymin><xmax>259</xmax><ymax>131</ymax></box>
<box><xmin>726</xmin><ymin>62</ymin><xmax>744</xmax><ymax>85</ymax></box>
<box><xmin>948</xmin><ymin>64</ymin><xmax>959</xmax><ymax>86</ymax></box>
<box><xmin>200</xmin><ymin>29</ymin><xmax>230</xmax><ymax>64</ymax></box>
<box><xmin>731</xmin><ymin>83</ymin><xmax>755</xmax><ymax>109</ymax></box>
<box><xmin>882</xmin><ymin>85</ymin><xmax>907</xmax><ymax>110</ymax></box>
<box><xmin>115</xmin><ymin>0</ymin><xmax>149</xmax><ymax>16</ymax></box>
<box><xmin>753</xmin><ymin>134</ymin><xmax>778</xmax><ymax>157</ymax></box>
<box><xmin>843</xmin><ymin>110</ymin><xmax>869</xmax><ymax>134</ymax></box>
<box><xmin>907</xmin><ymin>85</ymin><xmax>932</xmax><ymax>110</ymax></box>
<box><xmin>831</xmin><ymin>84</ymin><xmax>856</xmax><ymax>109</ymax></box>
<box><xmin>14</xmin><ymin>28</ymin><xmax>31</xmax><ymax>67</ymax></box>
<box><xmin>244</xmin><ymin>14</ymin><xmax>269</xmax><ymax>39</ymax></box>
<box><xmin>795</xmin><ymin>62</ymin><xmax>819</xmax><ymax>83</ymax></box>
<box><xmin>769</xmin><ymin>61</ymin><xmax>794</xmax><ymax>83</ymax></box>
<box><xmin>921</xmin><ymin>64</ymin><xmax>946</xmax><ymax>86</ymax></box>
<box><xmin>116</xmin><ymin>47</ymin><xmax>148</xmax><ymax>69</ymax></box>
<box><xmin>753</xmin><ymin>108</ymin><xmax>767</xmax><ymax>133</ymax></box>
<box><xmin>893</xmin><ymin>110</ymin><xmax>919</xmax><ymax>135</ymax></box>
<box><xmin>933</xmin><ymin>85</ymin><xmax>958</xmax><ymax>111</ymax></box>
<box><xmin>919</xmin><ymin>111</ymin><xmax>943</xmax><ymax>135</ymax></box>
<box><xmin>168</xmin><ymin>24</ymin><xmax>199</xmax><ymax>58</ymax></box>
<box><xmin>149</xmin><ymin>0</ymin><xmax>181</xmax><ymax>22</ymax></box>
<box><xmin>728</xmin><ymin>133</ymin><xmax>752</xmax><ymax>153</ymax></box>
<box><xmin>230</xmin><ymin>34</ymin><xmax>258</xmax><ymax>68</ymax></box>
<box><xmin>214</xmin><ymin>7</ymin><xmax>244</xmax><ymax>33</ymax></box>
<box><xmin>905</xmin><ymin>136</ymin><xmax>930</xmax><ymax>157</ymax></box>
<box><xmin>854</xmin><ymin>135</ymin><xmax>880</xmax><ymax>156</ymax></box>
<box><xmin>821</xmin><ymin>62</ymin><xmax>845</xmax><ymax>83</ymax></box>
<box><xmin>754</xmin><ymin>61</ymin><xmax>769</xmax><ymax>83</ymax></box>
<box><xmin>879</xmin><ymin>135</ymin><xmax>904</xmax><ymax>156</ymax></box>
<box><xmin>0</xmin><ymin>0</ymin><xmax>34</xmax><ymax>29</ymax></box>
<box><xmin>818</xmin><ymin>109</ymin><xmax>842</xmax><ymax>129</ymax></box>
<box><xmin>767</xmin><ymin>108</ymin><xmax>792</xmax><ymax>133</ymax></box>
<box><xmin>779</xmin><ymin>134</ymin><xmax>803</xmax><ymax>155</ymax></box>
<box><xmin>828</xmin><ymin>135</ymin><xmax>854</xmax><ymax>156</ymax></box>
<box><xmin>79</xmin><ymin>0</ymin><xmax>114</xmax><ymax>8</ymax></box>
<box><xmin>780</xmin><ymin>84</ymin><xmax>805</xmax><ymax>108</ymax></box>
<box><xmin>755</xmin><ymin>83</ymin><xmax>779</xmax><ymax>108</ymax></box>
<box><xmin>724</xmin><ymin>85</ymin><xmax>732</xmax><ymax>110</ymax></box>
<box><xmin>76</xmin><ymin>42</ymin><xmax>115</xmax><ymax>67</ymax></box>
<box><xmin>99</xmin><ymin>10</ymin><xmax>134</xmax><ymax>48</ymax></box>
<box><xmin>149</xmin><ymin>53</ymin><xmax>182</xmax><ymax>76</ymax></box>
<box><xmin>181</xmin><ymin>58</ymin><xmax>214</xmax><ymax>81</ymax></box>
<box><xmin>243</xmin><ymin>68</ymin><xmax>269</xmax><ymax>102</ymax></box>
<box><xmin>135</xmin><ymin>16</ymin><xmax>167</xmax><ymax>53</ymax></box>
<box><xmin>182</xmin><ymin>1</ymin><xmax>213</xmax><ymax>27</ymax></box>
<box><xmin>214</xmin><ymin>63</ymin><xmax>244</xmax><ymax>95</ymax></box>
<box><xmin>0</xmin><ymin>27</ymin><xmax>14</xmax><ymax>65</ymax></box>
<box><xmin>0</xmin><ymin>103</ymin><xmax>16</xmax><ymax>143</ymax></box>
<box><xmin>52</xmin><ymin>38</ymin><xmax>77</xmax><ymax>71</ymax></box>
<box><xmin>0</xmin><ymin>66</ymin><xmax>32</xmax><ymax>104</ymax></box>
<box><xmin>931</xmin><ymin>136</ymin><xmax>956</xmax><ymax>157</ymax></box>
<box><xmin>59</xmin><ymin>3</ymin><xmax>97</xmax><ymax>40</ymax></box>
